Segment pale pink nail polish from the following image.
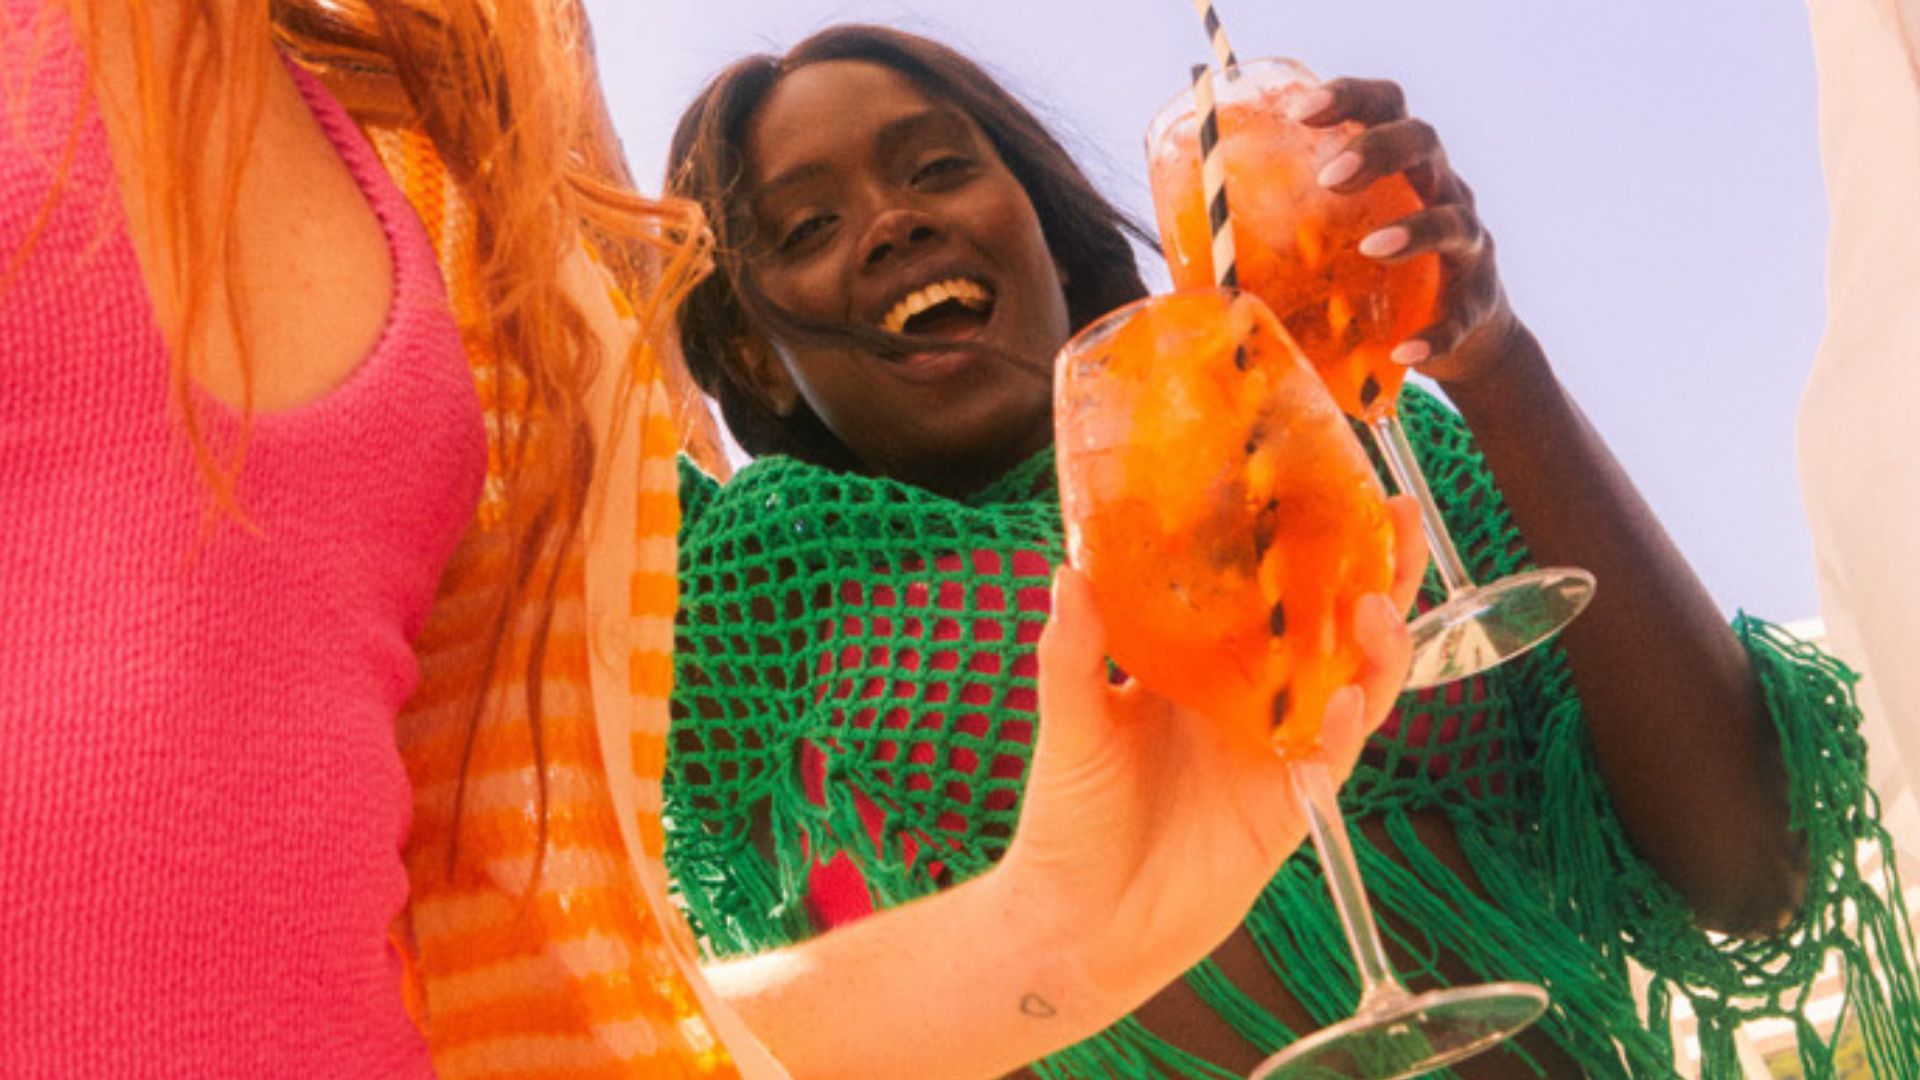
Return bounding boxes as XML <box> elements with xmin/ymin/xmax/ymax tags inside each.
<box><xmin>1316</xmin><ymin>151</ymin><xmax>1361</xmax><ymax>189</ymax></box>
<box><xmin>1391</xmin><ymin>340</ymin><xmax>1431</xmax><ymax>366</ymax></box>
<box><xmin>1359</xmin><ymin>227</ymin><xmax>1409</xmax><ymax>259</ymax></box>
<box><xmin>1286</xmin><ymin>87</ymin><xmax>1334</xmax><ymax>122</ymax></box>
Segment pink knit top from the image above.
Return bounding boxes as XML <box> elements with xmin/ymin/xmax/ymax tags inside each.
<box><xmin>0</xmin><ymin>5</ymin><xmax>485</xmax><ymax>1076</ymax></box>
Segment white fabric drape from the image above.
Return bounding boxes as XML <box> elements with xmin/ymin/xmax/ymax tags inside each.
<box><xmin>1799</xmin><ymin>0</ymin><xmax>1920</xmax><ymax>856</ymax></box>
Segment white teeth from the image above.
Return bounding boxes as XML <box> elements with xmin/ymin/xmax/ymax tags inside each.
<box><xmin>881</xmin><ymin>277</ymin><xmax>993</xmax><ymax>334</ymax></box>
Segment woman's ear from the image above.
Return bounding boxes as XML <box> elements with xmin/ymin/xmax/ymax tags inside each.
<box><xmin>737</xmin><ymin>337</ymin><xmax>800</xmax><ymax>418</ymax></box>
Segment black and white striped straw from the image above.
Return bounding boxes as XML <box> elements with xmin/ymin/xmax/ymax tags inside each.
<box><xmin>1191</xmin><ymin>63</ymin><xmax>1238</xmax><ymax>289</ymax></box>
<box><xmin>1191</xmin><ymin>0</ymin><xmax>1239</xmax><ymax>70</ymax></box>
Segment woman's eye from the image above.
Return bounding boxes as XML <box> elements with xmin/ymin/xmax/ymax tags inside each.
<box><xmin>911</xmin><ymin>156</ymin><xmax>972</xmax><ymax>187</ymax></box>
<box><xmin>778</xmin><ymin>214</ymin><xmax>833</xmax><ymax>253</ymax></box>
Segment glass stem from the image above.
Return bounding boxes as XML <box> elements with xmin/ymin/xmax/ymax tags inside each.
<box><xmin>1296</xmin><ymin>761</ymin><xmax>1404</xmax><ymax>1004</ymax></box>
<box><xmin>1369</xmin><ymin>411</ymin><xmax>1474</xmax><ymax>598</ymax></box>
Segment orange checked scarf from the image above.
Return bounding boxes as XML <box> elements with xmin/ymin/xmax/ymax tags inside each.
<box><xmin>360</xmin><ymin>124</ymin><xmax>779</xmax><ymax>1079</ymax></box>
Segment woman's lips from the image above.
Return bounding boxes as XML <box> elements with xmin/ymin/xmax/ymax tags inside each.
<box><xmin>878</xmin><ymin>276</ymin><xmax>996</xmax><ymax>334</ymax></box>
<box><xmin>885</xmin><ymin>318</ymin><xmax>995</xmax><ymax>382</ymax></box>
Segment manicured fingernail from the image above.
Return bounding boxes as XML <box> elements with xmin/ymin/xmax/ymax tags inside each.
<box><xmin>1391</xmin><ymin>340</ymin><xmax>1431</xmax><ymax>366</ymax></box>
<box><xmin>1353</xmin><ymin>593</ymin><xmax>1383</xmax><ymax>634</ymax></box>
<box><xmin>1330</xmin><ymin>684</ymin><xmax>1361</xmax><ymax>719</ymax></box>
<box><xmin>1316</xmin><ymin>151</ymin><xmax>1361</xmax><ymax>188</ymax></box>
<box><xmin>1286</xmin><ymin>87</ymin><xmax>1334</xmax><ymax>122</ymax></box>
<box><xmin>1367</xmin><ymin>592</ymin><xmax>1397</xmax><ymax>623</ymax></box>
<box><xmin>1358</xmin><ymin>226</ymin><xmax>1409</xmax><ymax>259</ymax></box>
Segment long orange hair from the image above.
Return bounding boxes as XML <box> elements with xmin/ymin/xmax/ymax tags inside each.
<box><xmin>24</xmin><ymin>0</ymin><xmax>713</xmax><ymax>867</ymax></box>
<box><xmin>272</xmin><ymin>1</ymin><xmax>714</xmax><ymax>873</ymax></box>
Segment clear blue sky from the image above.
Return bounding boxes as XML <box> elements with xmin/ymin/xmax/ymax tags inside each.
<box><xmin>585</xmin><ymin>0</ymin><xmax>1828</xmax><ymax>620</ymax></box>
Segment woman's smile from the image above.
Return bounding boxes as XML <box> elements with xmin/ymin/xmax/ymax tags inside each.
<box><xmin>741</xmin><ymin>58</ymin><xmax>1068</xmax><ymax>491</ymax></box>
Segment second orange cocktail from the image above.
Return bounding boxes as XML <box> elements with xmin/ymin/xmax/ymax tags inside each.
<box><xmin>1147</xmin><ymin>58</ymin><xmax>1439</xmax><ymax>423</ymax></box>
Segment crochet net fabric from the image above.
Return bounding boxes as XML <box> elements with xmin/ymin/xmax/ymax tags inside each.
<box><xmin>665</xmin><ymin>386</ymin><xmax>1920</xmax><ymax>1078</ymax></box>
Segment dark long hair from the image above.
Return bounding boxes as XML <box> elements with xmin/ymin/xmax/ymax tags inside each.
<box><xmin>665</xmin><ymin>23</ymin><xmax>1154</xmax><ymax>467</ymax></box>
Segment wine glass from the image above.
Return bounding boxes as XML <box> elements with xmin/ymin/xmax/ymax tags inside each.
<box><xmin>1146</xmin><ymin>57</ymin><xmax>1594</xmax><ymax>691</ymax></box>
<box><xmin>1055</xmin><ymin>287</ymin><xmax>1547</xmax><ymax>1080</ymax></box>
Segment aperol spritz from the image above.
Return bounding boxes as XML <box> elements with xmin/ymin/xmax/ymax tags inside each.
<box><xmin>1057</xmin><ymin>288</ymin><xmax>1393</xmax><ymax>756</ymax></box>
<box><xmin>1147</xmin><ymin>57</ymin><xmax>1594</xmax><ymax>691</ymax></box>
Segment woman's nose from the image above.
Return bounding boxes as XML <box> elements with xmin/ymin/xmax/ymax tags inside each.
<box><xmin>862</xmin><ymin>208</ymin><xmax>938</xmax><ymax>270</ymax></box>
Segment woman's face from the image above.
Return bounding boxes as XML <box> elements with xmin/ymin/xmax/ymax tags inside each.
<box><xmin>738</xmin><ymin>60</ymin><xmax>1071</xmax><ymax>493</ymax></box>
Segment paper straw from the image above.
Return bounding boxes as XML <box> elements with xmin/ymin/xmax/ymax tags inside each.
<box><xmin>1191</xmin><ymin>63</ymin><xmax>1238</xmax><ymax>289</ymax></box>
<box><xmin>1191</xmin><ymin>0</ymin><xmax>1239</xmax><ymax>71</ymax></box>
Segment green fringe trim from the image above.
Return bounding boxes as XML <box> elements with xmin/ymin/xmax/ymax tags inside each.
<box><xmin>1530</xmin><ymin>615</ymin><xmax>1920</xmax><ymax>1079</ymax></box>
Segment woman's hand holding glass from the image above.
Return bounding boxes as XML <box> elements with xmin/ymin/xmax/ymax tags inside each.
<box><xmin>1290</xmin><ymin>76</ymin><xmax>1521</xmax><ymax>386</ymax></box>
<box><xmin>1149</xmin><ymin>61</ymin><xmax>1595</xmax><ymax>693</ymax></box>
<box><xmin>1000</xmin><ymin>522</ymin><xmax>1420</xmax><ymax>1022</ymax></box>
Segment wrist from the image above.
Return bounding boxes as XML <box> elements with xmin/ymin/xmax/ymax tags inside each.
<box><xmin>975</xmin><ymin>857</ymin><xmax>1131</xmax><ymax>1034</ymax></box>
<box><xmin>1432</xmin><ymin>320</ymin><xmax>1561</xmax><ymax>424</ymax></box>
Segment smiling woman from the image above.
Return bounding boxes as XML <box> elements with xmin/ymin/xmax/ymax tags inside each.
<box><xmin>668</xmin><ymin>28</ymin><xmax>1152</xmax><ymax>489</ymax></box>
<box><xmin>657</xmin><ymin>20</ymin><xmax>1920</xmax><ymax>1080</ymax></box>
<box><xmin>724</xmin><ymin>59</ymin><xmax>1069</xmax><ymax>496</ymax></box>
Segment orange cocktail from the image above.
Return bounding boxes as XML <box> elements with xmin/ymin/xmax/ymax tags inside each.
<box><xmin>1055</xmin><ymin>288</ymin><xmax>1395</xmax><ymax>754</ymax></box>
<box><xmin>1147</xmin><ymin>59</ymin><xmax>1441</xmax><ymax>422</ymax></box>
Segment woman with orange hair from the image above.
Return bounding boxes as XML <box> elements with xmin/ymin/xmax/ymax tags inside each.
<box><xmin>0</xmin><ymin>4</ymin><xmax>737</xmax><ymax>1068</ymax></box>
<box><xmin>0</xmin><ymin>3</ymin><xmax>1412</xmax><ymax>1077</ymax></box>
<box><xmin>0</xmin><ymin>0</ymin><xmax>774</xmax><ymax>1073</ymax></box>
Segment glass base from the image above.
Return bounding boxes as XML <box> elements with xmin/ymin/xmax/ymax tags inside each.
<box><xmin>1248</xmin><ymin>982</ymin><xmax>1549</xmax><ymax>1080</ymax></box>
<box><xmin>1404</xmin><ymin>567</ymin><xmax>1596</xmax><ymax>691</ymax></box>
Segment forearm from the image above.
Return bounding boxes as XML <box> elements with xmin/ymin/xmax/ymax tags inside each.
<box><xmin>704</xmin><ymin>868</ymin><xmax>1122</xmax><ymax>1080</ymax></box>
<box><xmin>691</xmin><ymin>561</ymin><xmax>1410</xmax><ymax>1076</ymax></box>
<box><xmin>1439</xmin><ymin>327</ymin><xmax>1800</xmax><ymax>934</ymax></box>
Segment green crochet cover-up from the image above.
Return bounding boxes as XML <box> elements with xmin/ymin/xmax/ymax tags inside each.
<box><xmin>664</xmin><ymin>385</ymin><xmax>1920</xmax><ymax>1079</ymax></box>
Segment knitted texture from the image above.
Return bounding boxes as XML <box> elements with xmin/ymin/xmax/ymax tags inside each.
<box><xmin>367</xmin><ymin>124</ymin><xmax>745</xmax><ymax>1078</ymax></box>
<box><xmin>0</xmin><ymin>9</ymin><xmax>481</xmax><ymax>1077</ymax></box>
<box><xmin>665</xmin><ymin>384</ymin><xmax>1920</xmax><ymax>1078</ymax></box>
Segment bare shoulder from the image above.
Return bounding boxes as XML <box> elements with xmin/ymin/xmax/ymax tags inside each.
<box><xmin>83</xmin><ymin>2</ymin><xmax>395</xmax><ymax>411</ymax></box>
